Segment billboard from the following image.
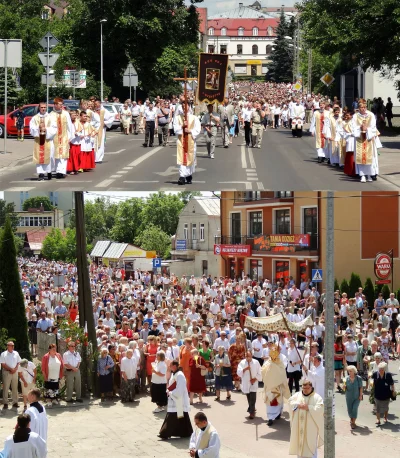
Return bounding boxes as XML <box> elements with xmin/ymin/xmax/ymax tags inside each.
<box><xmin>214</xmin><ymin>244</ymin><xmax>252</xmax><ymax>256</ymax></box>
<box><xmin>374</xmin><ymin>251</ymin><xmax>392</xmax><ymax>283</ymax></box>
<box><xmin>254</xmin><ymin>234</ymin><xmax>310</xmax><ymax>252</ymax></box>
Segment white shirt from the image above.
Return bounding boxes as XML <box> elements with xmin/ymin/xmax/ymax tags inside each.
<box><xmin>251</xmin><ymin>338</ymin><xmax>266</xmax><ymax>358</ymax></box>
<box><xmin>213</xmin><ymin>337</ymin><xmax>230</xmax><ymax>352</ymax></box>
<box><xmin>25</xmin><ymin>403</ymin><xmax>48</xmax><ymax>442</ymax></box>
<box><xmin>309</xmin><ymin>364</ymin><xmax>325</xmax><ymax>398</ymax></box>
<box><xmin>144</xmin><ymin>108</ymin><xmax>156</xmax><ymax>121</ymax></box>
<box><xmin>236</xmin><ymin>358</ymin><xmax>262</xmax><ymax>393</ymax></box>
<box><xmin>120</xmin><ymin>355</ymin><xmax>139</xmax><ymax>379</ymax></box>
<box><xmin>189</xmin><ymin>423</ymin><xmax>221</xmax><ymax>458</ymax></box>
<box><xmin>0</xmin><ymin>350</ymin><xmax>21</xmax><ymax>369</ymax></box>
<box><xmin>18</xmin><ymin>361</ymin><xmax>36</xmax><ymax>384</ymax></box>
<box><xmin>151</xmin><ymin>360</ymin><xmax>167</xmax><ymax>384</ymax></box>
<box><xmin>256</xmin><ymin>305</ymin><xmax>268</xmax><ymax>317</ymax></box>
<box><xmin>103</xmin><ymin>318</ymin><xmax>116</xmax><ymax>329</ymax></box>
<box><xmin>344</xmin><ymin>341</ymin><xmax>358</xmax><ymax>362</ymax></box>
<box><xmin>287</xmin><ymin>347</ymin><xmax>301</xmax><ymax>373</ymax></box>
<box><xmin>242</xmin><ymin>108</ymin><xmax>253</xmax><ymax>122</ymax></box>
<box><xmin>3</xmin><ymin>431</ymin><xmax>47</xmax><ymax>458</ymax></box>
<box><xmin>63</xmin><ymin>350</ymin><xmax>82</xmax><ymax>368</ymax></box>
<box><xmin>48</xmin><ymin>355</ymin><xmax>61</xmax><ymax>380</ymax></box>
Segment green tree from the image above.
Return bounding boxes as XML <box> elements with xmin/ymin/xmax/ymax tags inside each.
<box><xmin>374</xmin><ymin>283</ymin><xmax>383</xmax><ymax>298</ymax></box>
<box><xmin>396</xmin><ymin>289</ymin><xmax>400</xmax><ymax>302</ymax></box>
<box><xmin>340</xmin><ymin>279</ymin><xmax>349</xmax><ymax>297</ymax></box>
<box><xmin>0</xmin><ymin>71</ymin><xmax>19</xmax><ymax>106</ymax></box>
<box><xmin>363</xmin><ymin>278</ymin><xmax>375</xmax><ymax>311</ymax></box>
<box><xmin>266</xmin><ymin>9</ymin><xmax>293</xmax><ymax>82</ymax></box>
<box><xmin>381</xmin><ymin>284</ymin><xmax>391</xmax><ymax>301</ymax></box>
<box><xmin>135</xmin><ymin>224</ymin><xmax>171</xmax><ymax>259</ymax></box>
<box><xmin>349</xmin><ymin>272</ymin><xmax>362</xmax><ymax>298</ymax></box>
<box><xmin>22</xmin><ymin>196</ymin><xmax>54</xmax><ymax>211</ymax></box>
<box><xmin>109</xmin><ymin>198</ymin><xmax>145</xmax><ymax>243</ymax></box>
<box><xmin>141</xmin><ymin>192</ymin><xmax>185</xmax><ymax>235</ymax></box>
<box><xmin>0</xmin><ymin>217</ymin><xmax>30</xmax><ymax>359</ymax></box>
<box><xmin>0</xmin><ymin>199</ymin><xmax>18</xmax><ymax>230</ymax></box>
<box><xmin>178</xmin><ymin>191</ymin><xmax>202</xmax><ymax>205</ymax></box>
<box><xmin>42</xmin><ymin>228</ymin><xmax>66</xmax><ymax>260</ymax></box>
<box><xmin>334</xmin><ymin>278</ymin><xmax>340</xmax><ymax>293</ymax></box>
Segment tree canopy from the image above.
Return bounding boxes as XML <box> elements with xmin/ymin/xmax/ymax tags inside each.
<box><xmin>22</xmin><ymin>196</ymin><xmax>54</xmax><ymax>211</ymax></box>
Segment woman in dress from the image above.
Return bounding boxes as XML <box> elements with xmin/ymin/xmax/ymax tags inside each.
<box><xmin>41</xmin><ymin>343</ymin><xmax>64</xmax><ymax>408</ymax></box>
<box><xmin>334</xmin><ymin>334</ymin><xmax>345</xmax><ymax>392</ymax></box>
<box><xmin>179</xmin><ymin>337</ymin><xmax>194</xmax><ymax>389</ymax></box>
<box><xmin>121</xmin><ymin>103</ymin><xmax>132</xmax><ymax>135</ymax></box>
<box><xmin>214</xmin><ymin>346</ymin><xmax>233</xmax><ymax>401</ymax></box>
<box><xmin>344</xmin><ymin>366</ymin><xmax>363</xmax><ymax>429</ymax></box>
<box><xmin>356</xmin><ymin>337</ymin><xmax>372</xmax><ymax>391</ymax></box>
<box><xmin>373</xmin><ymin>362</ymin><xmax>395</xmax><ymax>425</ymax></box>
<box><xmin>68</xmin><ymin>300</ymin><xmax>78</xmax><ymax>323</ymax></box>
<box><xmin>188</xmin><ymin>348</ymin><xmax>207</xmax><ymax>404</ymax></box>
<box><xmin>346</xmin><ymin>298</ymin><xmax>358</xmax><ymax>325</ymax></box>
<box><xmin>379</xmin><ymin>329</ymin><xmax>390</xmax><ymax>363</ymax></box>
<box><xmin>108</xmin><ymin>345</ymin><xmax>121</xmax><ymax>396</ymax></box>
<box><xmin>228</xmin><ymin>332</ymin><xmax>246</xmax><ymax>391</ymax></box>
<box><xmin>145</xmin><ymin>335</ymin><xmax>159</xmax><ymax>387</ymax></box>
<box><xmin>97</xmin><ymin>348</ymin><xmax>114</xmax><ymax>401</ymax></box>
<box><xmin>151</xmin><ymin>351</ymin><xmax>168</xmax><ymax>413</ymax></box>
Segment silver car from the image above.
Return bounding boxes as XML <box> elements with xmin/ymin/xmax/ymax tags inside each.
<box><xmin>103</xmin><ymin>103</ymin><xmax>123</xmax><ymax>130</ymax></box>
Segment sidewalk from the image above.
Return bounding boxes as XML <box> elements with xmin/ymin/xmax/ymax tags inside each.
<box><xmin>377</xmin><ymin>136</ymin><xmax>400</xmax><ymax>187</ymax></box>
<box><xmin>0</xmin><ymin>138</ymin><xmax>33</xmax><ymax>170</ymax></box>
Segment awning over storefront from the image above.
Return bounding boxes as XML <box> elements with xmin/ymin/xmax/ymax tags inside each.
<box><xmin>244</xmin><ymin>313</ymin><xmax>313</xmax><ymax>332</ymax></box>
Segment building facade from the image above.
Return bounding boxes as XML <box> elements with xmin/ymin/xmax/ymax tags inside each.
<box><xmin>170</xmin><ymin>197</ymin><xmax>222</xmax><ymax>278</ymax></box>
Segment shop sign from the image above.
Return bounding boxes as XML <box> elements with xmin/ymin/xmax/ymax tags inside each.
<box><xmin>214</xmin><ymin>244</ymin><xmax>252</xmax><ymax>256</ymax></box>
<box><xmin>254</xmin><ymin>234</ymin><xmax>310</xmax><ymax>252</ymax></box>
<box><xmin>374</xmin><ymin>252</ymin><xmax>392</xmax><ymax>281</ymax></box>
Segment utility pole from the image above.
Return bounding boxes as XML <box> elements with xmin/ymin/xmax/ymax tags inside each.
<box><xmin>307</xmin><ymin>49</ymin><xmax>312</xmax><ymax>94</ymax></box>
<box><xmin>75</xmin><ymin>191</ymin><xmax>97</xmax><ymax>396</ymax></box>
<box><xmin>325</xmin><ymin>191</ymin><xmax>335</xmax><ymax>458</ymax></box>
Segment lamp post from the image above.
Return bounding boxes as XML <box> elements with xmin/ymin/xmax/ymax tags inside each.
<box><xmin>100</xmin><ymin>19</ymin><xmax>107</xmax><ymax>102</ymax></box>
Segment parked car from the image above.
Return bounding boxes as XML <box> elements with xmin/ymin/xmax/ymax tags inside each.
<box><xmin>0</xmin><ymin>104</ymin><xmax>54</xmax><ymax>138</ymax></box>
<box><xmin>63</xmin><ymin>99</ymin><xmax>80</xmax><ymax>111</ymax></box>
<box><xmin>103</xmin><ymin>102</ymin><xmax>123</xmax><ymax>130</ymax></box>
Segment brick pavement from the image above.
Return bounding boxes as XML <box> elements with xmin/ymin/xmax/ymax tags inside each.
<box><xmin>1</xmin><ymin>386</ymin><xmax>400</xmax><ymax>457</ymax></box>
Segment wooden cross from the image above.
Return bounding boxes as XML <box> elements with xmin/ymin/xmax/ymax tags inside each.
<box><xmin>173</xmin><ymin>67</ymin><xmax>197</xmax><ymax>162</ymax></box>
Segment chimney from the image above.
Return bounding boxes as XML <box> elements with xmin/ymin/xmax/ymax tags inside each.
<box><xmin>239</xmin><ymin>3</ymin><xmax>243</xmax><ymax>7</ymax></box>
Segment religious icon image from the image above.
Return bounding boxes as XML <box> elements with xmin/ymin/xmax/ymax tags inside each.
<box><xmin>205</xmin><ymin>69</ymin><xmax>220</xmax><ymax>90</ymax></box>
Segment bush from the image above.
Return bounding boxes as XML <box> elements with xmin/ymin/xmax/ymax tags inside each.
<box><xmin>340</xmin><ymin>279</ymin><xmax>350</xmax><ymax>297</ymax></box>
<box><xmin>364</xmin><ymin>278</ymin><xmax>375</xmax><ymax>310</ymax></box>
<box><xmin>349</xmin><ymin>272</ymin><xmax>363</xmax><ymax>298</ymax></box>
<box><xmin>381</xmin><ymin>284</ymin><xmax>391</xmax><ymax>300</ymax></box>
<box><xmin>396</xmin><ymin>289</ymin><xmax>400</xmax><ymax>302</ymax></box>
<box><xmin>334</xmin><ymin>278</ymin><xmax>340</xmax><ymax>292</ymax></box>
<box><xmin>374</xmin><ymin>283</ymin><xmax>383</xmax><ymax>298</ymax></box>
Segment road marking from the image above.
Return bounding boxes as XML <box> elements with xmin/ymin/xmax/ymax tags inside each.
<box><xmin>241</xmin><ymin>145</ymin><xmax>247</xmax><ymax>169</ymax></box>
<box><xmin>95</xmin><ymin>179</ymin><xmax>115</xmax><ymax>188</ymax></box>
<box><xmin>123</xmin><ymin>181</ymin><xmax>160</xmax><ymax>183</ymax></box>
<box><xmin>257</xmin><ymin>182</ymin><xmax>265</xmax><ymax>190</ymax></box>
<box><xmin>247</xmin><ymin>177</ymin><xmax>258</xmax><ymax>181</ymax></box>
<box><xmin>122</xmin><ymin>167</ymin><xmax>133</xmax><ymax>170</ymax></box>
<box><xmin>246</xmin><ymin>182</ymin><xmax>252</xmax><ymax>189</ymax></box>
<box><xmin>105</xmin><ymin>149</ymin><xmax>126</xmax><ymax>155</ymax></box>
<box><xmin>110</xmin><ymin>175</ymin><xmax>122</xmax><ymax>178</ymax></box>
<box><xmin>117</xmin><ymin>170</ymin><xmax>128</xmax><ymax>174</ymax></box>
<box><xmin>128</xmin><ymin>146</ymin><xmax>163</xmax><ymax>167</ymax></box>
<box><xmin>246</xmin><ymin>169</ymin><xmax>256</xmax><ymax>172</ymax></box>
<box><xmin>248</xmin><ymin>148</ymin><xmax>256</xmax><ymax>168</ymax></box>
<box><xmin>128</xmin><ymin>139</ymin><xmax>145</xmax><ymax>142</ymax></box>
<box><xmin>246</xmin><ymin>171</ymin><xmax>258</xmax><ymax>175</ymax></box>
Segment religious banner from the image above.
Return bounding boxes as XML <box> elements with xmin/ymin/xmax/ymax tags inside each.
<box><xmin>253</xmin><ymin>234</ymin><xmax>310</xmax><ymax>252</ymax></box>
<box><xmin>197</xmin><ymin>53</ymin><xmax>229</xmax><ymax>104</ymax></box>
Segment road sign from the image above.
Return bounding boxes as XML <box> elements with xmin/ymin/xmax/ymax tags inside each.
<box><xmin>153</xmin><ymin>258</ymin><xmax>162</xmax><ymax>268</ymax></box>
<box><xmin>53</xmin><ymin>275</ymin><xmax>65</xmax><ymax>287</ymax></box>
<box><xmin>320</xmin><ymin>72</ymin><xmax>335</xmax><ymax>86</ymax></box>
<box><xmin>312</xmin><ymin>269</ymin><xmax>323</xmax><ymax>282</ymax></box>
<box><xmin>39</xmin><ymin>32</ymin><xmax>59</xmax><ymax>50</ymax></box>
<box><xmin>38</xmin><ymin>52</ymin><xmax>59</xmax><ymax>68</ymax></box>
<box><xmin>41</xmin><ymin>74</ymin><xmax>56</xmax><ymax>85</ymax></box>
<box><xmin>0</xmin><ymin>39</ymin><xmax>22</xmax><ymax>68</ymax></box>
<box><xmin>293</xmin><ymin>81</ymin><xmax>302</xmax><ymax>91</ymax></box>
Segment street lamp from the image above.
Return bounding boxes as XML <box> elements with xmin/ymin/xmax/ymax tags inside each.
<box><xmin>100</xmin><ymin>19</ymin><xmax>107</xmax><ymax>102</ymax></box>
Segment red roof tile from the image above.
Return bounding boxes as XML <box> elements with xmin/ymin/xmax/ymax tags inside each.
<box><xmin>207</xmin><ymin>18</ymin><xmax>278</xmax><ymax>36</ymax></box>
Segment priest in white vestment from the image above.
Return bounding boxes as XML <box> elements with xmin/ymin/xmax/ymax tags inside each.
<box><xmin>159</xmin><ymin>361</ymin><xmax>193</xmax><ymax>439</ymax></box>
<box><xmin>2</xmin><ymin>413</ymin><xmax>47</xmax><ymax>458</ymax></box>
<box><xmin>189</xmin><ymin>412</ymin><xmax>221</xmax><ymax>458</ymax></box>
<box><xmin>30</xmin><ymin>103</ymin><xmax>57</xmax><ymax>181</ymax></box>
<box><xmin>51</xmin><ymin>97</ymin><xmax>74</xmax><ymax>178</ymax></box>
<box><xmin>26</xmin><ymin>389</ymin><xmax>48</xmax><ymax>443</ymax></box>
<box><xmin>308</xmin><ymin>356</ymin><xmax>325</xmax><ymax>398</ymax></box>
<box><xmin>288</xmin><ymin>379</ymin><xmax>324</xmax><ymax>458</ymax></box>
<box><xmin>173</xmin><ymin>105</ymin><xmax>201</xmax><ymax>185</ymax></box>
<box><xmin>93</xmin><ymin>100</ymin><xmax>114</xmax><ymax>163</ymax></box>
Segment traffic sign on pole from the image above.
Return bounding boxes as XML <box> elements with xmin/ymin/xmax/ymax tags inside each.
<box><xmin>39</xmin><ymin>32</ymin><xmax>59</xmax><ymax>108</ymax></box>
<box><xmin>39</xmin><ymin>32</ymin><xmax>59</xmax><ymax>50</ymax></box>
<box><xmin>38</xmin><ymin>52</ymin><xmax>59</xmax><ymax>68</ymax></box>
<box><xmin>312</xmin><ymin>269</ymin><xmax>323</xmax><ymax>282</ymax></box>
<box><xmin>123</xmin><ymin>63</ymin><xmax>138</xmax><ymax>100</ymax></box>
<box><xmin>153</xmin><ymin>258</ymin><xmax>162</xmax><ymax>268</ymax></box>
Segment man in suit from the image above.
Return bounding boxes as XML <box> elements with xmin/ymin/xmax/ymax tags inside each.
<box><xmin>218</xmin><ymin>97</ymin><xmax>235</xmax><ymax>148</ymax></box>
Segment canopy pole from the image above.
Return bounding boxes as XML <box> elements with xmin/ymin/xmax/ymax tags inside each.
<box><xmin>308</xmin><ymin>325</ymin><xmax>314</xmax><ymax>369</ymax></box>
<box><xmin>280</xmin><ymin>312</ymin><xmax>304</xmax><ymax>364</ymax></box>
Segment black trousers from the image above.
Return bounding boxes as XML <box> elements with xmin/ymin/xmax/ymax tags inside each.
<box><xmin>246</xmin><ymin>391</ymin><xmax>257</xmax><ymax>414</ymax></box>
<box><xmin>292</xmin><ymin>127</ymin><xmax>302</xmax><ymax>138</ymax></box>
<box><xmin>145</xmin><ymin>121</ymin><xmax>155</xmax><ymax>146</ymax></box>
<box><xmin>244</xmin><ymin>121</ymin><xmax>251</xmax><ymax>146</ymax></box>
<box><xmin>287</xmin><ymin>370</ymin><xmax>301</xmax><ymax>393</ymax></box>
<box><xmin>274</xmin><ymin>114</ymin><xmax>279</xmax><ymax>127</ymax></box>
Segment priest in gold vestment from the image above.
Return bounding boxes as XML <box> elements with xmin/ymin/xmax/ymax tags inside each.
<box><xmin>288</xmin><ymin>378</ymin><xmax>324</xmax><ymax>458</ymax></box>
<box><xmin>310</xmin><ymin>101</ymin><xmax>330</xmax><ymax>163</ymax></box>
<box><xmin>30</xmin><ymin>102</ymin><xmax>58</xmax><ymax>181</ymax></box>
<box><xmin>51</xmin><ymin>97</ymin><xmax>74</xmax><ymax>178</ymax></box>
<box><xmin>173</xmin><ymin>104</ymin><xmax>201</xmax><ymax>185</ymax></box>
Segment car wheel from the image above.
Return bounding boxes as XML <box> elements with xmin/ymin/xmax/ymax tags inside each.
<box><xmin>0</xmin><ymin>124</ymin><xmax>4</xmax><ymax>138</ymax></box>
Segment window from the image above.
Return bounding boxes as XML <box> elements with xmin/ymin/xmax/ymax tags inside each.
<box><xmin>231</xmin><ymin>213</ymin><xmax>241</xmax><ymax>244</ymax></box>
<box><xmin>234</xmin><ymin>64</ymin><xmax>247</xmax><ymax>74</ymax></box>
<box><xmin>249</xmin><ymin>211</ymin><xmax>262</xmax><ymax>237</ymax></box>
<box><xmin>252</xmin><ymin>45</ymin><xmax>258</xmax><ymax>55</ymax></box>
<box><xmin>237</xmin><ymin>44</ymin><xmax>243</xmax><ymax>55</ymax></box>
<box><xmin>275</xmin><ymin>191</ymin><xmax>293</xmax><ymax>198</ymax></box>
<box><xmin>202</xmin><ymin>260</ymin><xmax>208</xmax><ymax>275</ymax></box>
<box><xmin>192</xmin><ymin>223</ymin><xmax>197</xmax><ymax>240</ymax></box>
<box><xmin>266</xmin><ymin>45</ymin><xmax>273</xmax><ymax>55</ymax></box>
<box><xmin>220</xmin><ymin>44</ymin><xmax>227</xmax><ymax>54</ymax></box>
<box><xmin>275</xmin><ymin>260</ymin><xmax>289</xmax><ymax>284</ymax></box>
<box><xmin>250</xmin><ymin>259</ymin><xmax>262</xmax><ymax>280</ymax></box>
<box><xmin>253</xmin><ymin>27</ymin><xmax>258</xmax><ymax>36</ymax></box>
<box><xmin>268</xmin><ymin>26</ymin><xmax>273</xmax><ymax>36</ymax></box>
<box><xmin>221</xmin><ymin>27</ymin><xmax>227</xmax><ymax>36</ymax></box>
<box><xmin>49</xmin><ymin>192</ymin><xmax>58</xmax><ymax>207</ymax></box>
<box><xmin>22</xmin><ymin>106</ymin><xmax>36</xmax><ymax>117</ymax></box>
<box><xmin>275</xmin><ymin>209</ymin><xmax>290</xmax><ymax>234</ymax></box>
<box><xmin>262</xmin><ymin>64</ymin><xmax>268</xmax><ymax>74</ymax></box>
<box><xmin>208</xmin><ymin>44</ymin><xmax>215</xmax><ymax>54</ymax></box>
<box><xmin>303</xmin><ymin>207</ymin><xmax>318</xmax><ymax>250</ymax></box>
<box><xmin>238</xmin><ymin>27</ymin><xmax>244</xmax><ymax>36</ymax></box>
<box><xmin>183</xmin><ymin>223</ymin><xmax>188</xmax><ymax>240</ymax></box>
<box><xmin>251</xmin><ymin>64</ymin><xmax>257</xmax><ymax>76</ymax></box>
<box><xmin>41</xmin><ymin>9</ymin><xmax>49</xmax><ymax>20</ymax></box>
<box><xmin>200</xmin><ymin>223</ymin><xmax>205</xmax><ymax>241</ymax></box>
<box><xmin>208</xmin><ymin>27</ymin><xmax>214</xmax><ymax>36</ymax></box>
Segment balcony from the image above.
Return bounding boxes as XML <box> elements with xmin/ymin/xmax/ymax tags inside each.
<box><xmin>233</xmin><ymin>191</ymin><xmax>294</xmax><ymax>204</ymax></box>
<box><xmin>174</xmin><ymin>239</ymin><xmax>204</xmax><ymax>251</ymax></box>
<box><xmin>215</xmin><ymin>234</ymin><xmax>319</xmax><ymax>253</ymax></box>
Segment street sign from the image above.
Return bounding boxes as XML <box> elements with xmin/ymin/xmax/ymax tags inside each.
<box><xmin>320</xmin><ymin>72</ymin><xmax>335</xmax><ymax>86</ymax></box>
<box><xmin>176</xmin><ymin>240</ymin><xmax>187</xmax><ymax>250</ymax></box>
<box><xmin>0</xmin><ymin>39</ymin><xmax>22</xmax><ymax>68</ymax></box>
<box><xmin>38</xmin><ymin>52</ymin><xmax>59</xmax><ymax>68</ymax></box>
<box><xmin>39</xmin><ymin>32</ymin><xmax>59</xmax><ymax>50</ymax></box>
<box><xmin>293</xmin><ymin>81</ymin><xmax>302</xmax><ymax>91</ymax></box>
<box><xmin>41</xmin><ymin>74</ymin><xmax>56</xmax><ymax>85</ymax></box>
<box><xmin>123</xmin><ymin>75</ymin><xmax>138</xmax><ymax>87</ymax></box>
<box><xmin>312</xmin><ymin>269</ymin><xmax>323</xmax><ymax>282</ymax></box>
<box><xmin>53</xmin><ymin>275</ymin><xmax>65</xmax><ymax>287</ymax></box>
<box><xmin>375</xmin><ymin>279</ymin><xmax>391</xmax><ymax>285</ymax></box>
<box><xmin>153</xmin><ymin>258</ymin><xmax>162</xmax><ymax>268</ymax></box>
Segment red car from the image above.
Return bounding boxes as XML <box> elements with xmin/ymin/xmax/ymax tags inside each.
<box><xmin>0</xmin><ymin>104</ymin><xmax>54</xmax><ymax>138</ymax></box>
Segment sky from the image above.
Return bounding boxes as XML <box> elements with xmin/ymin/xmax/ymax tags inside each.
<box><xmin>185</xmin><ymin>0</ymin><xmax>296</xmax><ymax>16</ymax></box>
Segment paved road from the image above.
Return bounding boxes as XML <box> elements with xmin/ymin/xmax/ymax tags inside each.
<box><xmin>0</xmin><ymin>128</ymin><xmax>398</xmax><ymax>192</ymax></box>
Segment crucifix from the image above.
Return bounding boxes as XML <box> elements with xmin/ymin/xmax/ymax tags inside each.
<box><xmin>173</xmin><ymin>67</ymin><xmax>197</xmax><ymax>164</ymax></box>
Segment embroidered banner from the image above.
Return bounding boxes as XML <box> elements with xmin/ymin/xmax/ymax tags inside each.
<box><xmin>197</xmin><ymin>53</ymin><xmax>229</xmax><ymax>104</ymax></box>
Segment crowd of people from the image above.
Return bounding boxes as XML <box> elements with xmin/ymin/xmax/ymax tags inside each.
<box><xmin>1</xmin><ymin>257</ymin><xmax>399</xmax><ymax>456</ymax></box>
